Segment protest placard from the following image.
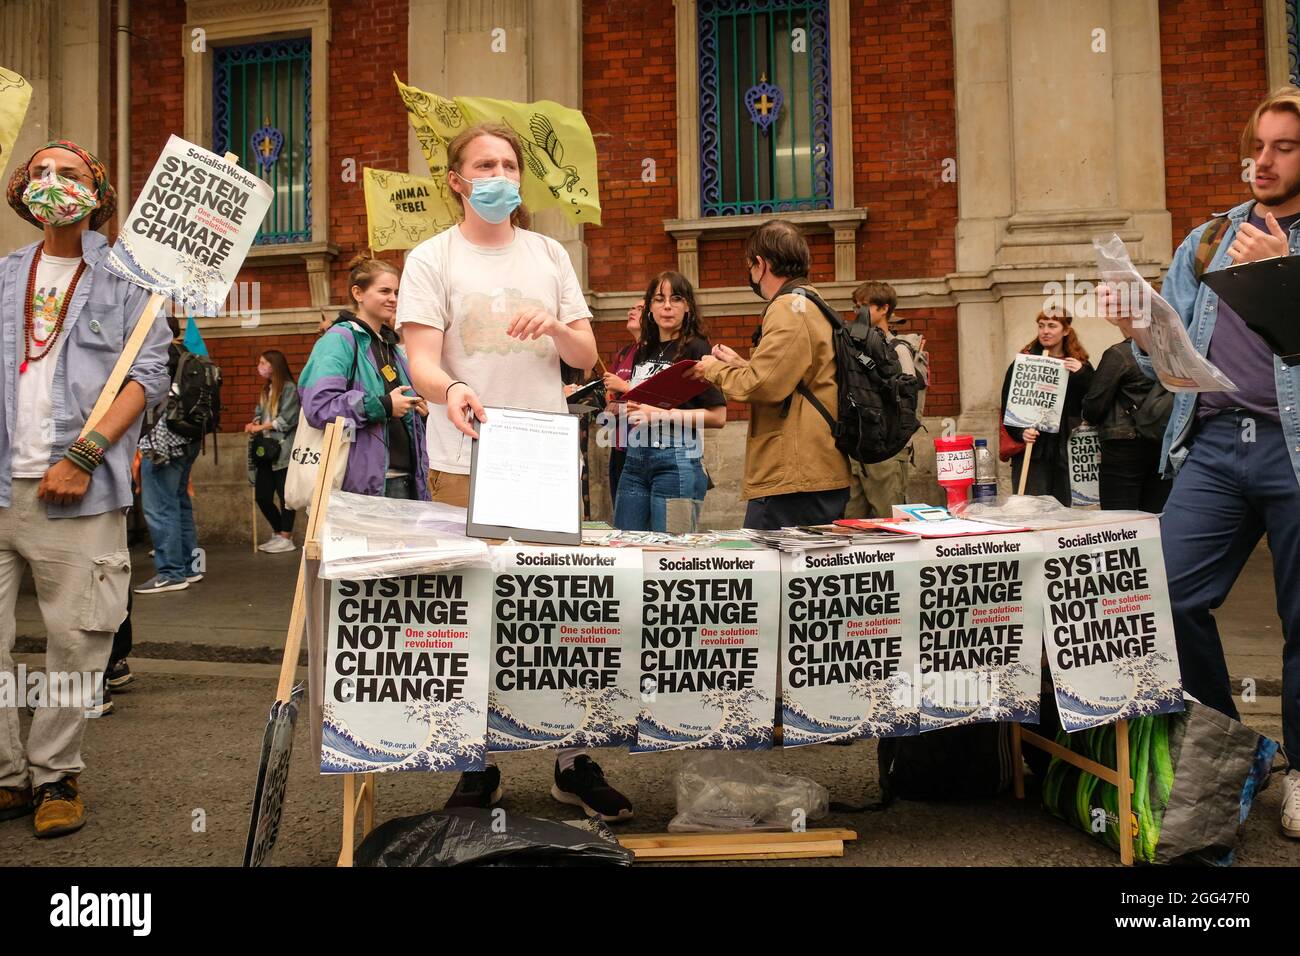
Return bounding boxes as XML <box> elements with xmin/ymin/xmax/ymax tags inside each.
<box><xmin>1042</xmin><ymin>519</ymin><xmax>1183</xmax><ymax>732</ymax></box>
<box><xmin>780</xmin><ymin>541</ymin><xmax>921</xmax><ymax>745</ymax></box>
<box><xmin>1003</xmin><ymin>353</ymin><xmax>1069</xmax><ymax>433</ymax></box>
<box><xmin>632</xmin><ymin>550</ymin><xmax>780</xmax><ymax>752</ymax></box>
<box><xmin>0</xmin><ymin>67</ymin><xmax>32</xmax><ymax>178</ymax></box>
<box><xmin>321</xmin><ymin>571</ymin><xmax>492</xmax><ymax>774</ymax></box>
<box><xmin>106</xmin><ymin>134</ymin><xmax>273</xmax><ymax>314</ymax></box>
<box><xmin>487</xmin><ymin>547</ymin><xmax>640</xmax><ymax>751</ymax></box>
<box><xmin>1068</xmin><ymin>425</ymin><xmax>1101</xmax><ymax>507</ymax></box>
<box><xmin>916</xmin><ymin>534</ymin><xmax>1043</xmax><ymax>730</ymax></box>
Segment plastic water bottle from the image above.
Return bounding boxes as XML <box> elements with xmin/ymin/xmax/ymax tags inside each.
<box><xmin>972</xmin><ymin>438</ymin><xmax>998</xmax><ymax>503</ymax></box>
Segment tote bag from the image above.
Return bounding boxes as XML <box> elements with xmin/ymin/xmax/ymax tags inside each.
<box><xmin>284</xmin><ymin>328</ymin><xmax>362</xmax><ymax>511</ymax></box>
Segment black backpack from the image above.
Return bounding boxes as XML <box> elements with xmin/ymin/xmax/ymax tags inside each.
<box><xmin>163</xmin><ymin>351</ymin><xmax>223</xmax><ymax>452</ymax></box>
<box><xmin>877</xmin><ymin>724</ymin><xmax>1016</xmax><ymax>804</ymax></box>
<box><xmin>786</xmin><ymin>288</ymin><xmax>922</xmax><ymax>465</ymax></box>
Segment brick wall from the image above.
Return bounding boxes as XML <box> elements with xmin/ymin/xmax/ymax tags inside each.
<box><xmin>581</xmin><ymin>0</ymin><xmax>680</xmax><ymax>294</ymax></box>
<box><xmin>1159</xmin><ymin>0</ymin><xmax>1269</xmax><ymax>248</ymax></box>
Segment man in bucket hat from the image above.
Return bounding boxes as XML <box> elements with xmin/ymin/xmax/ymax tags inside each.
<box><xmin>0</xmin><ymin>140</ymin><xmax>170</xmax><ymax>838</ymax></box>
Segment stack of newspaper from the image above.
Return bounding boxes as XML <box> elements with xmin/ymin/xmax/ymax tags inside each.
<box><xmin>318</xmin><ymin>491</ymin><xmax>489</xmax><ymax>579</ymax></box>
<box><xmin>740</xmin><ymin>525</ymin><xmax>915</xmax><ymax>552</ymax></box>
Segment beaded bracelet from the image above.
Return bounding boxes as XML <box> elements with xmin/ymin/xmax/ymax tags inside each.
<box><xmin>65</xmin><ymin>436</ymin><xmax>107</xmax><ymax>473</ymax></box>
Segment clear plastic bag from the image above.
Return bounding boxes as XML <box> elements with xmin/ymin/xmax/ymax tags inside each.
<box><xmin>1093</xmin><ymin>233</ymin><xmax>1236</xmax><ymax>392</ymax></box>
<box><xmin>668</xmin><ymin>752</ymin><xmax>829</xmax><ymax>832</ymax></box>
<box><xmin>953</xmin><ymin>494</ymin><xmax>1157</xmax><ymax>529</ymax></box>
<box><xmin>318</xmin><ymin>490</ymin><xmax>489</xmax><ymax>579</ymax></box>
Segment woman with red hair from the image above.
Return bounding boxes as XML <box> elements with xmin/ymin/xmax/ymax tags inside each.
<box><xmin>1000</xmin><ymin>310</ymin><xmax>1094</xmax><ymax>506</ymax></box>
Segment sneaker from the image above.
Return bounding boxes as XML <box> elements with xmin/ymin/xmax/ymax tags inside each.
<box><xmin>264</xmin><ymin>536</ymin><xmax>296</xmax><ymax>553</ymax></box>
<box><xmin>1283</xmin><ymin>769</ymin><xmax>1300</xmax><ymax>839</ymax></box>
<box><xmin>552</xmin><ymin>755</ymin><xmax>633</xmax><ymax>822</ymax></box>
<box><xmin>133</xmin><ymin>575</ymin><xmax>189</xmax><ymax>594</ymax></box>
<box><xmin>106</xmin><ymin>659</ymin><xmax>133</xmax><ymax>691</ymax></box>
<box><xmin>33</xmin><ymin>777</ymin><xmax>85</xmax><ymax>838</ymax></box>
<box><xmin>443</xmin><ymin>766</ymin><xmax>503</xmax><ymax>810</ymax></box>
<box><xmin>0</xmin><ymin>784</ymin><xmax>33</xmax><ymax>821</ymax></box>
<box><xmin>87</xmin><ymin>684</ymin><xmax>113</xmax><ymax>717</ymax></box>
<box><xmin>256</xmin><ymin>538</ymin><xmax>280</xmax><ymax>552</ymax></box>
<box><xmin>186</xmin><ymin>572</ymin><xmax>204</xmax><ymax>583</ymax></box>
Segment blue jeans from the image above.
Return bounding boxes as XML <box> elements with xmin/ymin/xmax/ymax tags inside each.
<box><xmin>1159</xmin><ymin>413</ymin><xmax>1300</xmax><ymax>766</ymax></box>
<box><xmin>141</xmin><ymin>442</ymin><xmax>200</xmax><ymax>583</ymax></box>
<box><xmin>613</xmin><ymin>445</ymin><xmax>707</xmax><ymax>532</ymax></box>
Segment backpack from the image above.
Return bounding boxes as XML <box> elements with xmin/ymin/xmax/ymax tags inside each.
<box><xmin>786</xmin><ymin>288</ymin><xmax>922</xmax><ymax>465</ymax></box>
<box><xmin>876</xmin><ymin>723</ymin><xmax>1016</xmax><ymax>804</ymax></box>
<box><xmin>162</xmin><ymin>350</ymin><xmax>224</xmax><ymax>452</ymax></box>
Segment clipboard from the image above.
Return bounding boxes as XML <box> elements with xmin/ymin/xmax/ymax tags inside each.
<box><xmin>466</xmin><ymin>406</ymin><xmax>583</xmax><ymax>546</ymax></box>
<box><xmin>1200</xmin><ymin>255</ymin><xmax>1300</xmax><ymax>365</ymax></box>
<box><xmin>621</xmin><ymin>359</ymin><xmax>711</xmax><ymax>409</ymax></box>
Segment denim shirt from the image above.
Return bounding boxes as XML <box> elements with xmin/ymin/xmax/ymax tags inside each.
<box><xmin>0</xmin><ymin>230</ymin><xmax>172</xmax><ymax>517</ymax></box>
<box><xmin>1135</xmin><ymin>198</ymin><xmax>1300</xmax><ymax>485</ymax></box>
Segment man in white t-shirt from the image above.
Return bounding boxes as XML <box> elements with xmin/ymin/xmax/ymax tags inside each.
<box><xmin>400</xmin><ymin>122</ymin><xmax>632</xmax><ymax>822</ymax></box>
<box><xmin>0</xmin><ymin>141</ymin><xmax>171</xmax><ymax>838</ymax></box>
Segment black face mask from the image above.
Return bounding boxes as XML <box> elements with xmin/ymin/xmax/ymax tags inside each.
<box><xmin>748</xmin><ymin>265</ymin><xmax>765</xmax><ymax>299</ymax></box>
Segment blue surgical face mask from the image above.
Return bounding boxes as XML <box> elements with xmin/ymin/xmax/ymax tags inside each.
<box><xmin>456</xmin><ymin>173</ymin><xmax>521</xmax><ymax>224</ymax></box>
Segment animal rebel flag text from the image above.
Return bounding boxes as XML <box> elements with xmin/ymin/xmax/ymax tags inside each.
<box><xmin>1042</xmin><ymin>518</ymin><xmax>1184</xmax><ymax>732</ymax></box>
<box><xmin>780</xmin><ymin>541</ymin><xmax>921</xmax><ymax>745</ymax></box>
<box><xmin>487</xmin><ymin>547</ymin><xmax>640</xmax><ymax>751</ymax></box>
<box><xmin>321</xmin><ymin>572</ymin><xmax>492</xmax><ymax>774</ymax></box>
<box><xmin>106</xmin><ymin>134</ymin><xmax>273</xmax><ymax>315</ymax></box>
<box><xmin>633</xmin><ymin>549</ymin><xmax>781</xmax><ymax>752</ymax></box>
<box><xmin>1003</xmin><ymin>353</ymin><xmax>1069</xmax><ymax>433</ymax></box>
<box><xmin>916</xmin><ymin>534</ymin><xmax>1044</xmax><ymax>730</ymax></box>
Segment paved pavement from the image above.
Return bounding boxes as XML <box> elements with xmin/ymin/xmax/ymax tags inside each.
<box><xmin>2</xmin><ymin>541</ymin><xmax>1296</xmax><ymax>867</ymax></box>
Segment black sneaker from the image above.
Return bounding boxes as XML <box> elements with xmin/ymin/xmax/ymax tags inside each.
<box><xmin>552</xmin><ymin>755</ymin><xmax>633</xmax><ymax>822</ymax></box>
<box><xmin>106</xmin><ymin>659</ymin><xmax>133</xmax><ymax>691</ymax></box>
<box><xmin>442</xmin><ymin>766</ymin><xmax>503</xmax><ymax>810</ymax></box>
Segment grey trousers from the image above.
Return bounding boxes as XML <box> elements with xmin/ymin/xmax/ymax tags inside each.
<box><xmin>0</xmin><ymin>480</ymin><xmax>130</xmax><ymax>788</ymax></box>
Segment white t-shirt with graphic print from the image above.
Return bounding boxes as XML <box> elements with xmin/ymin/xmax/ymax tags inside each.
<box><xmin>395</xmin><ymin>225</ymin><xmax>592</xmax><ymax>474</ymax></box>
<box><xmin>13</xmin><ymin>253</ymin><xmax>82</xmax><ymax>478</ymax></box>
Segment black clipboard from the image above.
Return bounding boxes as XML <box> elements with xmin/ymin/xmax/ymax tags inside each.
<box><xmin>1200</xmin><ymin>255</ymin><xmax>1300</xmax><ymax>365</ymax></box>
<box><xmin>466</xmin><ymin>407</ymin><xmax>583</xmax><ymax>546</ymax></box>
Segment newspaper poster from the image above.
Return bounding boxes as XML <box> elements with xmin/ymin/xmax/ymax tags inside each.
<box><xmin>917</xmin><ymin>534</ymin><xmax>1043</xmax><ymax>730</ymax></box>
<box><xmin>321</xmin><ymin>571</ymin><xmax>492</xmax><ymax>774</ymax></box>
<box><xmin>780</xmin><ymin>541</ymin><xmax>921</xmax><ymax>746</ymax></box>
<box><xmin>1042</xmin><ymin>518</ymin><xmax>1184</xmax><ymax>732</ymax></box>
<box><xmin>106</xmin><ymin>134</ymin><xmax>273</xmax><ymax>314</ymax></box>
<box><xmin>1093</xmin><ymin>233</ymin><xmax>1236</xmax><ymax>392</ymax></box>
<box><xmin>632</xmin><ymin>550</ymin><xmax>781</xmax><ymax>752</ymax></box>
<box><xmin>487</xmin><ymin>547</ymin><xmax>640</xmax><ymax>751</ymax></box>
<box><xmin>1068</xmin><ymin>426</ymin><xmax>1101</xmax><ymax>507</ymax></box>
<box><xmin>1003</xmin><ymin>354</ymin><xmax>1069</xmax><ymax>433</ymax></box>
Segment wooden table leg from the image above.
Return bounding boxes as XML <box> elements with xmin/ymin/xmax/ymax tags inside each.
<box><xmin>337</xmin><ymin>773</ymin><xmax>356</xmax><ymax>868</ymax></box>
<box><xmin>1010</xmin><ymin>722</ymin><xmax>1025</xmax><ymax>799</ymax></box>
<box><xmin>1115</xmin><ymin>719</ymin><xmax>1134</xmax><ymax>866</ymax></box>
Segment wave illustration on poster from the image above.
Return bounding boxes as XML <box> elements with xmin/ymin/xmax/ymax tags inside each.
<box><xmin>918</xmin><ymin>662</ymin><xmax>1040</xmax><ymax>731</ymax></box>
<box><xmin>1054</xmin><ymin>651</ymin><xmax>1183</xmax><ymax>731</ymax></box>
<box><xmin>487</xmin><ymin>686</ymin><xmax>635</xmax><ymax>751</ymax></box>
<box><xmin>782</xmin><ymin>673</ymin><xmax>918</xmax><ymax>745</ymax></box>
<box><xmin>636</xmin><ymin>687</ymin><xmax>772</xmax><ymax>751</ymax></box>
<box><xmin>321</xmin><ymin>698</ymin><xmax>485</xmax><ymax>774</ymax></box>
<box><xmin>106</xmin><ymin>236</ymin><xmax>225</xmax><ymax>313</ymax></box>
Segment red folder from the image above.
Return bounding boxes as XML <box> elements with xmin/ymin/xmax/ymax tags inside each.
<box><xmin>620</xmin><ymin>359</ymin><xmax>710</xmax><ymax>409</ymax></box>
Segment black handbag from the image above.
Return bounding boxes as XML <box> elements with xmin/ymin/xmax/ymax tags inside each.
<box><xmin>250</xmin><ymin>432</ymin><xmax>281</xmax><ymax>466</ymax></box>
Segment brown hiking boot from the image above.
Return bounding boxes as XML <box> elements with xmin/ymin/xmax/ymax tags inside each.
<box><xmin>0</xmin><ymin>784</ymin><xmax>33</xmax><ymax>820</ymax></box>
<box><xmin>33</xmin><ymin>777</ymin><xmax>84</xmax><ymax>838</ymax></box>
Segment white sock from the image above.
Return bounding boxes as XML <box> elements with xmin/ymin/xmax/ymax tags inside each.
<box><xmin>556</xmin><ymin>748</ymin><xmax>584</xmax><ymax>772</ymax></box>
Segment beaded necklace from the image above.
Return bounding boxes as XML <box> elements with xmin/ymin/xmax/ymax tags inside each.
<box><xmin>22</xmin><ymin>242</ymin><xmax>88</xmax><ymax>375</ymax></box>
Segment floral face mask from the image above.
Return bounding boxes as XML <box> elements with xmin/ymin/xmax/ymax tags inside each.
<box><xmin>21</xmin><ymin>168</ymin><xmax>99</xmax><ymax>227</ymax></box>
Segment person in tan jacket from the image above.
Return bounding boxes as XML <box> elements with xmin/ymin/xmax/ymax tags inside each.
<box><xmin>691</xmin><ymin>220</ymin><xmax>850</xmax><ymax>529</ymax></box>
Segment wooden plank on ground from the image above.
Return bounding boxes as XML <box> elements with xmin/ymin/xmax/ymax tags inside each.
<box><xmin>619</xmin><ymin>828</ymin><xmax>856</xmax><ymax>850</ymax></box>
<box><xmin>629</xmin><ymin>839</ymin><xmax>844</xmax><ymax>862</ymax></box>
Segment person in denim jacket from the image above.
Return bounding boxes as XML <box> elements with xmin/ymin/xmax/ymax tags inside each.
<box><xmin>1104</xmin><ymin>87</ymin><xmax>1300</xmax><ymax>839</ymax></box>
<box><xmin>0</xmin><ymin>140</ymin><xmax>171</xmax><ymax>838</ymax></box>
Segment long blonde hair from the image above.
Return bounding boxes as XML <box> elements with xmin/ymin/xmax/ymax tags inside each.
<box><xmin>445</xmin><ymin>122</ymin><xmax>530</xmax><ymax>228</ymax></box>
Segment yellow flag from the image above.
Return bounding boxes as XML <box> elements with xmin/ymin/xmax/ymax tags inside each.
<box><xmin>0</xmin><ymin>67</ymin><xmax>33</xmax><ymax>178</ymax></box>
<box><xmin>363</xmin><ymin>168</ymin><xmax>457</xmax><ymax>252</ymax></box>
<box><xmin>395</xmin><ymin>76</ymin><xmax>602</xmax><ymax>226</ymax></box>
